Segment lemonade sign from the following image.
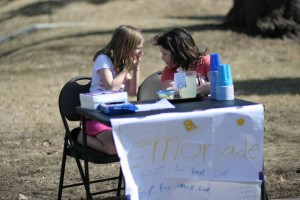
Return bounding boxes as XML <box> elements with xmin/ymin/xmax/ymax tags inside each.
<box><xmin>111</xmin><ymin>104</ymin><xmax>264</xmax><ymax>200</ymax></box>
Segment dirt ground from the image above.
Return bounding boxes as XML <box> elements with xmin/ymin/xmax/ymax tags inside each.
<box><xmin>0</xmin><ymin>0</ymin><xmax>299</xmax><ymax>199</ymax></box>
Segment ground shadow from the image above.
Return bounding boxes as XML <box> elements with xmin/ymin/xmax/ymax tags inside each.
<box><xmin>170</xmin><ymin>15</ymin><xmax>257</xmax><ymax>37</ymax></box>
<box><xmin>160</xmin><ymin>15</ymin><xmax>228</xmax><ymax>32</ymax></box>
<box><xmin>0</xmin><ymin>0</ymin><xmax>111</xmax><ymax>24</ymax></box>
<box><xmin>0</xmin><ymin>29</ymin><xmax>113</xmax><ymax>58</ymax></box>
<box><xmin>86</xmin><ymin>0</ymin><xmax>111</xmax><ymax>4</ymax></box>
<box><xmin>94</xmin><ymin>196</ymin><xmax>125</xmax><ymax>200</ymax></box>
<box><xmin>234</xmin><ymin>77</ymin><xmax>300</xmax><ymax>96</ymax></box>
<box><xmin>0</xmin><ymin>0</ymin><xmax>16</xmax><ymax>7</ymax></box>
<box><xmin>0</xmin><ymin>1</ymin><xmax>65</xmax><ymax>23</ymax></box>
<box><xmin>173</xmin><ymin>15</ymin><xmax>225</xmax><ymax>21</ymax></box>
<box><xmin>0</xmin><ymin>19</ymin><xmax>227</xmax><ymax>58</ymax></box>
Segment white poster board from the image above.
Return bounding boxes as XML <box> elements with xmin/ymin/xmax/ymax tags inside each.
<box><xmin>111</xmin><ymin>104</ymin><xmax>264</xmax><ymax>200</ymax></box>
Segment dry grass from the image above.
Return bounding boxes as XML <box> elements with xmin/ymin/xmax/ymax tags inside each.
<box><xmin>0</xmin><ymin>0</ymin><xmax>299</xmax><ymax>199</ymax></box>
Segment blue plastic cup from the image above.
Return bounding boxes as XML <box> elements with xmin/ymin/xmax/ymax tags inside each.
<box><xmin>217</xmin><ymin>64</ymin><xmax>233</xmax><ymax>86</ymax></box>
<box><xmin>210</xmin><ymin>53</ymin><xmax>221</xmax><ymax>71</ymax></box>
<box><xmin>209</xmin><ymin>53</ymin><xmax>221</xmax><ymax>99</ymax></box>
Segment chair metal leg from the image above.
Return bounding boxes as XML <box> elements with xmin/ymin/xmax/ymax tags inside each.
<box><xmin>58</xmin><ymin>137</ymin><xmax>92</xmax><ymax>200</ymax></box>
<box><xmin>73</xmin><ymin>155</ymin><xmax>93</xmax><ymax>199</ymax></box>
<box><xmin>81</xmin><ymin>117</ymin><xmax>93</xmax><ymax>200</ymax></box>
<box><xmin>58</xmin><ymin>139</ymin><xmax>68</xmax><ymax>200</ymax></box>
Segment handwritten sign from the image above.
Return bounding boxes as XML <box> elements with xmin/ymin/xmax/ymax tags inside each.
<box><xmin>111</xmin><ymin>104</ymin><xmax>264</xmax><ymax>200</ymax></box>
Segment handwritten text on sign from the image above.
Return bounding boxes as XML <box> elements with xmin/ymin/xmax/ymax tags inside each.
<box><xmin>111</xmin><ymin>104</ymin><xmax>264</xmax><ymax>200</ymax></box>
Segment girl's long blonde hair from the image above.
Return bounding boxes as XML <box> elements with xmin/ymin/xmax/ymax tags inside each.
<box><xmin>93</xmin><ymin>25</ymin><xmax>144</xmax><ymax>73</ymax></box>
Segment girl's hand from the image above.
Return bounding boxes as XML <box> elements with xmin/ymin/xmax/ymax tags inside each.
<box><xmin>133</xmin><ymin>51</ymin><xmax>143</xmax><ymax>70</ymax></box>
<box><xmin>197</xmin><ymin>74</ymin><xmax>206</xmax><ymax>86</ymax></box>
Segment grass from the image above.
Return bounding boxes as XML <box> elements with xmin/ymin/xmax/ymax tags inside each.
<box><xmin>0</xmin><ymin>0</ymin><xmax>299</xmax><ymax>199</ymax></box>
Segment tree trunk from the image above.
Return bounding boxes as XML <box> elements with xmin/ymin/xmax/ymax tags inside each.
<box><xmin>225</xmin><ymin>0</ymin><xmax>300</xmax><ymax>39</ymax></box>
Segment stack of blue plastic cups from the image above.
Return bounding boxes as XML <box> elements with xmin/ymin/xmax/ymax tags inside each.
<box><xmin>216</xmin><ymin>64</ymin><xmax>234</xmax><ymax>100</ymax></box>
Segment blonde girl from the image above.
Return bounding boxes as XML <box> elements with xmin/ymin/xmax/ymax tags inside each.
<box><xmin>77</xmin><ymin>25</ymin><xmax>144</xmax><ymax>155</ymax></box>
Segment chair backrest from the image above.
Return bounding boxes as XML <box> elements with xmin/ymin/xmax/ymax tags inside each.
<box><xmin>137</xmin><ymin>70</ymin><xmax>162</xmax><ymax>101</ymax></box>
<box><xmin>59</xmin><ymin>76</ymin><xmax>91</xmax><ymax>122</ymax></box>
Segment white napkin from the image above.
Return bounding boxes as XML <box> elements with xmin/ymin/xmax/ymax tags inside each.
<box><xmin>135</xmin><ymin>98</ymin><xmax>175</xmax><ymax>112</ymax></box>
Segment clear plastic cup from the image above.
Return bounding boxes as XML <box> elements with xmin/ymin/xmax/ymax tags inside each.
<box><xmin>179</xmin><ymin>71</ymin><xmax>197</xmax><ymax>98</ymax></box>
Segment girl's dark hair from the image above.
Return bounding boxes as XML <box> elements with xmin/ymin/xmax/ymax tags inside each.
<box><xmin>93</xmin><ymin>25</ymin><xmax>144</xmax><ymax>73</ymax></box>
<box><xmin>152</xmin><ymin>27</ymin><xmax>207</xmax><ymax>70</ymax></box>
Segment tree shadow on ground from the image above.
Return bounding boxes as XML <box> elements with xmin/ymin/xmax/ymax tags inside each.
<box><xmin>172</xmin><ymin>15</ymin><xmax>225</xmax><ymax>21</ymax></box>
<box><xmin>0</xmin><ymin>19</ymin><xmax>227</xmax><ymax>58</ymax></box>
<box><xmin>0</xmin><ymin>0</ymin><xmax>111</xmax><ymax>24</ymax></box>
<box><xmin>169</xmin><ymin>15</ymin><xmax>260</xmax><ymax>37</ymax></box>
<box><xmin>94</xmin><ymin>196</ymin><xmax>125</xmax><ymax>200</ymax></box>
<box><xmin>234</xmin><ymin>77</ymin><xmax>300</xmax><ymax>96</ymax></box>
<box><xmin>0</xmin><ymin>1</ymin><xmax>65</xmax><ymax>23</ymax></box>
<box><xmin>162</xmin><ymin>15</ymin><xmax>228</xmax><ymax>32</ymax></box>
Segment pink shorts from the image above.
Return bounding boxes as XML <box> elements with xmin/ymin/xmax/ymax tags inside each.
<box><xmin>86</xmin><ymin>120</ymin><xmax>112</xmax><ymax>137</ymax></box>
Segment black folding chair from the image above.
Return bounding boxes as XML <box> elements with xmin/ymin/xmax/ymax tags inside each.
<box><xmin>137</xmin><ymin>70</ymin><xmax>162</xmax><ymax>101</ymax></box>
<box><xmin>58</xmin><ymin>76</ymin><xmax>123</xmax><ymax>200</ymax></box>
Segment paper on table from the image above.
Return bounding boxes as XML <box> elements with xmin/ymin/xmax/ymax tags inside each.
<box><xmin>135</xmin><ymin>98</ymin><xmax>175</xmax><ymax>112</ymax></box>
